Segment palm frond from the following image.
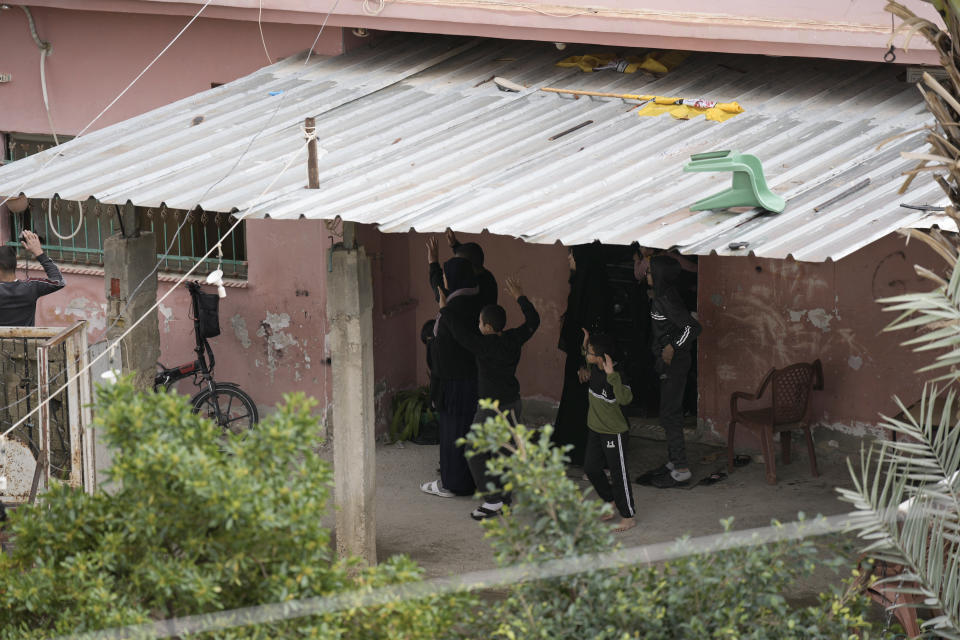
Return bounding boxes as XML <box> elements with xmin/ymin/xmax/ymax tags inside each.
<box><xmin>839</xmin><ymin>383</ymin><xmax>960</xmax><ymax>635</ymax></box>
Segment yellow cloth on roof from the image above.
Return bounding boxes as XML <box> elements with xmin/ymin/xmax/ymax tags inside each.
<box><xmin>705</xmin><ymin>102</ymin><xmax>744</xmax><ymax>122</ymax></box>
<box><xmin>555</xmin><ymin>51</ymin><xmax>688</xmax><ymax>74</ymax></box>
<box><xmin>556</xmin><ymin>53</ymin><xmax>616</xmax><ymax>72</ymax></box>
<box><xmin>637</xmin><ymin>98</ymin><xmax>744</xmax><ymax>122</ymax></box>
<box><xmin>654</xmin><ymin>51</ymin><xmax>689</xmax><ymax>72</ymax></box>
<box><xmin>636</xmin><ymin>103</ymin><xmax>677</xmax><ymax>117</ymax></box>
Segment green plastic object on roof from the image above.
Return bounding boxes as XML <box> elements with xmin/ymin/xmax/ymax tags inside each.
<box><xmin>683</xmin><ymin>150</ymin><xmax>786</xmax><ymax>213</ymax></box>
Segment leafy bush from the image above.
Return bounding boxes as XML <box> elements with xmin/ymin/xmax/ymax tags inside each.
<box><xmin>389</xmin><ymin>386</ymin><xmax>435</xmax><ymax>443</ymax></box>
<box><xmin>0</xmin><ymin>385</ymin><xmax>891</xmax><ymax>639</ymax></box>
<box><xmin>463</xmin><ymin>403</ymin><xmax>886</xmax><ymax>640</ymax></box>
<box><xmin>0</xmin><ymin>381</ymin><xmax>472</xmax><ymax>638</ymax></box>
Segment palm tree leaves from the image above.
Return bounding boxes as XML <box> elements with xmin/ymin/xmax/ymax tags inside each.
<box><xmin>844</xmin><ymin>4</ymin><xmax>960</xmax><ymax>636</ymax></box>
<box><xmin>838</xmin><ymin>386</ymin><xmax>960</xmax><ymax>637</ymax></box>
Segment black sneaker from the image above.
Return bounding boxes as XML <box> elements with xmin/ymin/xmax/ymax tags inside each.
<box><xmin>650</xmin><ymin>471</ymin><xmax>691</xmax><ymax>489</ymax></box>
<box><xmin>635</xmin><ymin>465</ymin><xmax>672</xmax><ymax>485</ymax></box>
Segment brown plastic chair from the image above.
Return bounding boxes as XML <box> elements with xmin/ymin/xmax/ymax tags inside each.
<box><xmin>727</xmin><ymin>359</ymin><xmax>824</xmax><ymax>484</ymax></box>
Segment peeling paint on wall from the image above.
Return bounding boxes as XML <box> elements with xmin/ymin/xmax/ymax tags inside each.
<box><xmin>159</xmin><ymin>303</ymin><xmax>173</xmax><ymax>333</ymax></box>
<box><xmin>256</xmin><ymin>311</ymin><xmax>299</xmax><ymax>379</ymax></box>
<box><xmin>232</xmin><ymin>314</ymin><xmax>251</xmax><ymax>349</ymax></box>
<box><xmin>716</xmin><ymin>363</ymin><xmax>738</xmax><ymax>381</ymax></box>
<box><xmin>788</xmin><ymin>308</ymin><xmax>834</xmax><ymax>331</ymax></box>
<box><xmin>818</xmin><ymin>417</ymin><xmax>886</xmax><ymax>438</ymax></box>
<box><xmin>806</xmin><ymin>308</ymin><xmax>833</xmax><ymax>332</ymax></box>
<box><xmin>59</xmin><ymin>297</ymin><xmax>107</xmax><ymax>331</ymax></box>
<box><xmin>847</xmin><ymin>355</ymin><xmax>863</xmax><ymax>370</ymax></box>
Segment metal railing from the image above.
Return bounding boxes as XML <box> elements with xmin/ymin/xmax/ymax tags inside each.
<box><xmin>6</xmin><ymin>201</ymin><xmax>248</xmax><ymax>278</ymax></box>
<box><xmin>0</xmin><ymin>322</ymin><xmax>94</xmax><ymax>502</ymax></box>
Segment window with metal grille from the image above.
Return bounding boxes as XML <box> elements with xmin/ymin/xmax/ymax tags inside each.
<box><xmin>3</xmin><ymin>133</ymin><xmax>248</xmax><ymax>279</ymax></box>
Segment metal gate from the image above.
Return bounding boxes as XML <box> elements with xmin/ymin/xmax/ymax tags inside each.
<box><xmin>0</xmin><ymin>322</ymin><xmax>94</xmax><ymax>502</ymax></box>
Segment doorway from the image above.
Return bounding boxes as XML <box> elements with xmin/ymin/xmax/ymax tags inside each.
<box><xmin>597</xmin><ymin>244</ymin><xmax>698</xmax><ymax>420</ymax></box>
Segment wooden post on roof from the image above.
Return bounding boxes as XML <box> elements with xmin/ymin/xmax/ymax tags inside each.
<box><xmin>305</xmin><ymin>117</ymin><xmax>319</xmax><ymax>190</ymax></box>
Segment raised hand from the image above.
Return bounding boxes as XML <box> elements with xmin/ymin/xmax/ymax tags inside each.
<box><xmin>504</xmin><ymin>276</ymin><xmax>523</xmax><ymax>300</ymax></box>
<box><xmin>21</xmin><ymin>230</ymin><xmax>43</xmax><ymax>258</ymax></box>
<box><xmin>445</xmin><ymin>228</ymin><xmax>458</xmax><ymax>248</ymax></box>
<box><xmin>602</xmin><ymin>353</ymin><xmax>614</xmax><ymax>375</ymax></box>
<box><xmin>426</xmin><ymin>236</ymin><xmax>439</xmax><ymax>263</ymax></box>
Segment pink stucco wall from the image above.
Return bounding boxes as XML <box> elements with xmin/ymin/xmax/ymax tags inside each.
<box><xmin>391</xmin><ymin>230</ymin><xmax>943</xmax><ymax>443</ymax></box>
<box><xmin>22</xmin><ymin>222</ymin><xmax>946</xmax><ymax>441</ymax></box>
<box><xmin>697</xmin><ymin>234</ymin><xmax>942</xmax><ymax>441</ymax></box>
<box><xmin>0</xmin><ymin>6</ymin><xmax>343</xmax><ymax>136</ymax></box>
<box><xmin>401</xmin><ymin>231</ymin><xmax>570</xmax><ymax>403</ymax></box>
<box><xmin>30</xmin><ymin>219</ymin><xmax>334</xmax><ymax>416</ymax></box>
<box><xmin>20</xmin><ymin>0</ymin><xmax>941</xmax><ymax>64</ymax></box>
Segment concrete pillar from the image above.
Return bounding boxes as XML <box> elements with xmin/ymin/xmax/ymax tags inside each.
<box><xmin>103</xmin><ymin>205</ymin><xmax>159</xmax><ymax>391</ymax></box>
<box><xmin>326</xmin><ymin>245</ymin><xmax>377</xmax><ymax>565</ymax></box>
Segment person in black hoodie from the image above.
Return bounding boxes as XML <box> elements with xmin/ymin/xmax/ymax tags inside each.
<box><xmin>428</xmin><ymin>230</ymin><xmax>498</xmax><ymax>309</ymax></box>
<box><xmin>640</xmin><ymin>254</ymin><xmax>702</xmax><ymax>488</ymax></box>
<box><xmin>442</xmin><ymin>276</ymin><xmax>540</xmax><ymax>520</ymax></box>
<box><xmin>554</xmin><ymin>243</ymin><xmax>610</xmax><ymax>466</ymax></box>
<box><xmin>420</xmin><ymin>250</ymin><xmax>483</xmax><ymax>498</ymax></box>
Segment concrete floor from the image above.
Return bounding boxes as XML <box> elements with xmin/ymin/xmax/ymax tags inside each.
<box><xmin>370</xmin><ymin>432</ymin><xmax>859</xmax><ymax>579</ymax></box>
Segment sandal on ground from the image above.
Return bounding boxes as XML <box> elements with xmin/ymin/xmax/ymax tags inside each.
<box><xmin>700</xmin><ymin>471</ymin><xmax>727</xmax><ymax>486</ymax></box>
<box><xmin>420</xmin><ymin>479</ymin><xmax>456</xmax><ymax>498</ymax></box>
<box><xmin>470</xmin><ymin>505</ymin><xmax>501</xmax><ymax>520</ymax></box>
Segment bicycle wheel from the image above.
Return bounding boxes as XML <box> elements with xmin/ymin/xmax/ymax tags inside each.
<box><xmin>192</xmin><ymin>383</ymin><xmax>259</xmax><ymax>437</ymax></box>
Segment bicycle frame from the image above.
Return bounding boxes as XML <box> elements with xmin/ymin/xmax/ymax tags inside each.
<box><xmin>153</xmin><ymin>283</ymin><xmax>217</xmax><ymax>395</ymax></box>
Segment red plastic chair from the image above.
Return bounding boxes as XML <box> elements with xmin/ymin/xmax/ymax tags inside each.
<box><xmin>727</xmin><ymin>359</ymin><xmax>824</xmax><ymax>485</ymax></box>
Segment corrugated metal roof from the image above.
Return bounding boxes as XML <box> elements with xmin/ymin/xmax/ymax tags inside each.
<box><xmin>0</xmin><ymin>35</ymin><xmax>946</xmax><ymax>262</ymax></box>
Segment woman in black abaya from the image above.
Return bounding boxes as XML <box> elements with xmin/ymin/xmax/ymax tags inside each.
<box><xmin>553</xmin><ymin>243</ymin><xmax>610</xmax><ymax>466</ymax></box>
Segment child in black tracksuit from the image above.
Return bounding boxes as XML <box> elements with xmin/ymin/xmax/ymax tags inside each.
<box><xmin>582</xmin><ymin>331</ymin><xmax>636</xmax><ymax>533</ymax></box>
<box><xmin>444</xmin><ymin>276</ymin><xmax>540</xmax><ymax>520</ymax></box>
<box><xmin>643</xmin><ymin>254</ymin><xmax>702</xmax><ymax>489</ymax></box>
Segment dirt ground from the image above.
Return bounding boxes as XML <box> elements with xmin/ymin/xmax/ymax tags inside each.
<box><xmin>370</xmin><ymin>431</ymin><xmax>859</xmax><ymax>579</ymax></box>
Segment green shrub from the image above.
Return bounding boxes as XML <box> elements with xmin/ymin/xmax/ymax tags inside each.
<box><xmin>0</xmin><ymin>381</ymin><xmax>472</xmax><ymax>638</ymax></box>
<box><xmin>463</xmin><ymin>403</ymin><xmax>889</xmax><ymax>640</ymax></box>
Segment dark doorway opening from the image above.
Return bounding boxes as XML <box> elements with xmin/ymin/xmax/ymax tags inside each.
<box><xmin>596</xmin><ymin>244</ymin><xmax>698</xmax><ymax>420</ymax></box>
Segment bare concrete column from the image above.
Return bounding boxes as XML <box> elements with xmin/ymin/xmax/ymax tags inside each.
<box><xmin>103</xmin><ymin>205</ymin><xmax>159</xmax><ymax>391</ymax></box>
<box><xmin>326</xmin><ymin>246</ymin><xmax>376</xmax><ymax>565</ymax></box>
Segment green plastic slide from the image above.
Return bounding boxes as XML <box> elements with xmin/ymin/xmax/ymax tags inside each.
<box><xmin>683</xmin><ymin>150</ymin><xmax>786</xmax><ymax>213</ymax></box>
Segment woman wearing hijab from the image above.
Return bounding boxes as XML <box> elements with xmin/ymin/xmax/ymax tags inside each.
<box><xmin>421</xmin><ymin>248</ymin><xmax>483</xmax><ymax>498</ymax></box>
<box><xmin>553</xmin><ymin>243</ymin><xmax>611</xmax><ymax>466</ymax></box>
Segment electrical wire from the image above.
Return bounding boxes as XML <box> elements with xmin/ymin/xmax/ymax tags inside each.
<box><xmin>58</xmin><ymin>513</ymin><xmax>858</xmax><ymax>640</ymax></box>
<box><xmin>47</xmin><ymin>197</ymin><xmax>84</xmax><ymax>240</ymax></box>
<box><xmin>258</xmin><ymin>0</ymin><xmax>272</xmax><ymax>64</ymax></box>
<box><xmin>0</xmin><ymin>0</ymin><xmax>344</xmax><ymax>453</ymax></box>
<box><xmin>0</xmin><ymin>0</ymin><xmax>218</xmax><ymax>481</ymax></box>
<box><xmin>15</xmin><ymin>5</ymin><xmax>83</xmax><ymax>239</ymax></box>
<box><xmin>106</xmin><ymin>0</ymin><xmax>346</xmax><ymax>344</ymax></box>
<box><xmin>362</xmin><ymin>0</ymin><xmax>387</xmax><ymax>16</ymax></box>
<box><xmin>39</xmin><ymin>47</ymin><xmax>58</xmax><ymax>147</ymax></box>
<box><xmin>0</xmin><ymin>131</ymin><xmax>317</xmax><ymax>441</ymax></box>
<box><xmin>0</xmin><ymin>0</ymin><xmax>215</xmax><ymax>212</ymax></box>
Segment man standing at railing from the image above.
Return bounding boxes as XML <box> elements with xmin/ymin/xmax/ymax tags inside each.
<box><xmin>0</xmin><ymin>230</ymin><xmax>65</xmax><ymax>326</ymax></box>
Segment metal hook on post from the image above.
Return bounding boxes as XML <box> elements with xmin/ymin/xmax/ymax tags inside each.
<box><xmin>884</xmin><ymin>45</ymin><xmax>897</xmax><ymax>63</ymax></box>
